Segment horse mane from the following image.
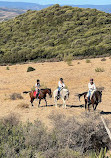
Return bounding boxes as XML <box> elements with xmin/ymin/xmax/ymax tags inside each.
<box><xmin>41</xmin><ymin>88</ymin><xmax>51</xmax><ymax>90</ymax></box>
<box><xmin>94</xmin><ymin>90</ymin><xmax>102</xmax><ymax>95</ymax></box>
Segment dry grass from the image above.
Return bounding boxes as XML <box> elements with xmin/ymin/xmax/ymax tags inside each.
<box><xmin>95</xmin><ymin>67</ymin><xmax>105</xmax><ymax>72</ymax></box>
<box><xmin>0</xmin><ymin>57</ymin><xmax>111</xmax><ymax>129</ymax></box>
<box><xmin>2</xmin><ymin>113</ymin><xmax>20</xmax><ymax>126</ymax></box>
<box><xmin>10</xmin><ymin>93</ymin><xmax>23</xmax><ymax>100</ymax></box>
<box><xmin>17</xmin><ymin>103</ymin><xmax>29</xmax><ymax>109</ymax></box>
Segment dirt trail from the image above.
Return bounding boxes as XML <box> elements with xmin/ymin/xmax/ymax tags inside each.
<box><xmin>0</xmin><ymin>57</ymin><xmax>111</xmax><ymax>128</ymax></box>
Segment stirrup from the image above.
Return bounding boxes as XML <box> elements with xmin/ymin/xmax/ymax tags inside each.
<box><xmin>57</xmin><ymin>96</ymin><xmax>60</xmax><ymax>100</ymax></box>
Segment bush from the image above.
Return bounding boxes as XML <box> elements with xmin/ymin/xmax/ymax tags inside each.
<box><xmin>89</xmin><ymin>148</ymin><xmax>107</xmax><ymax>158</ymax></box>
<box><xmin>86</xmin><ymin>59</ymin><xmax>91</xmax><ymax>63</ymax></box>
<box><xmin>95</xmin><ymin>67</ymin><xmax>104</xmax><ymax>72</ymax></box>
<box><xmin>49</xmin><ymin>112</ymin><xmax>111</xmax><ymax>154</ymax></box>
<box><xmin>64</xmin><ymin>54</ymin><xmax>73</xmax><ymax>66</ymax></box>
<box><xmin>31</xmin><ymin>86</ymin><xmax>35</xmax><ymax>91</ymax></box>
<box><xmin>10</xmin><ymin>93</ymin><xmax>23</xmax><ymax>100</ymax></box>
<box><xmin>0</xmin><ymin>112</ymin><xmax>110</xmax><ymax>157</ymax></box>
<box><xmin>17</xmin><ymin>103</ymin><xmax>29</xmax><ymax>109</ymax></box>
<box><xmin>6</xmin><ymin>66</ymin><xmax>10</xmax><ymax>70</ymax></box>
<box><xmin>2</xmin><ymin>113</ymin><xmax>19</xmax><ymax>126</ymax></box>
<box><xmin>27</xmin><ymin>66</ymin><xmax>35</xmax><ymax>72</ymax></box>
<box><xmin>101</xmin><ymin>58</ymin><xmax>106</xmax><ymax>61</ymax></box>
<box><xmin>0</xmin><ymin>6</ymin><xmax>111</xmax><ymax>63</ymax></box>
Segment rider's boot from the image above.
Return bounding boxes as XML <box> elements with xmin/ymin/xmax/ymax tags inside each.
<box><xmin>57</xmin><ymin>91</ymin><xmax>60</xmax><ymax>100</ymax></box>
<box><xmin>36</xmin><ymin>93</ymin><xmax>39</xmax><ymax>99</ymax></box>
<box><xmin>88</xmin><ymin>96</ymin><xmax>90</xmax><ymax>104</ymax></box>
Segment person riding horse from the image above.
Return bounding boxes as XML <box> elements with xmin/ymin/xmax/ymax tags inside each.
<box><xmin>78</xmin><ymin>78</ymin><xmax>102</xmax><ymax>111</ymax></box>
<box><xmin>35</xmin><ymin>79</ymin><xmax>40</xmax><ymax>99</ymax></box>
<box><xmin>57</xmin><ymin>78</ymin><xmax>65</xmax><ymax>100</ymax></box>
<box><xmin>86</xmin><ymin>78</ymin><xmax>96</xmax><ymax>103</ymax></box>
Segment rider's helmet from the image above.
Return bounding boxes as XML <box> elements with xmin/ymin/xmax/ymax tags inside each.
<box><xmin>90</xmin><ymin>78</ymin><xmax>93</xmax><ymax>83</ymax></box>
<box><xmin>60</xmin><ymin>78</ymin><xmax>63</xmax><ymax>82</ymax></box>
<box><xmin>37</xmin><ymin>79</ymin><xmax>40</xmax><ymax>83</ymax></box>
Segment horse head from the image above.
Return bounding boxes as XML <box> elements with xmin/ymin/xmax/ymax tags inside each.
<box><xmin>99</xmin><ymin>91</ymin><xmax>102</xmax><ymax>102</ymax></box>
<box><xmin>96</xmin><ymin>90</ymin><xmax>102</xmax><ymax>103</ymax></box>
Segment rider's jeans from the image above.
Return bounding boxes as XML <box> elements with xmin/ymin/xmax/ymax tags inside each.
<box><xmin>88</xmin><ymin>91</ymin><xmax>91</xmax><ymax>101</ymax></box>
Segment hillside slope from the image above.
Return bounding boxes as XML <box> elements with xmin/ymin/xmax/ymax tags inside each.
<box><xmin>0</xmin><ymin>4</ymin><xmax>111</xmax><ymax>63</ymax></box>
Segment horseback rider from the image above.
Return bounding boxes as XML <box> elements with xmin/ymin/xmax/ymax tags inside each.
<box><xmin>86</xmin><ymin>78</ymin><xmax>96</xmax><ymax>103</ymax></box>
<box><xmin>57</xmin><ymin>78</ymin><xmax>65</xmax><ymax>100</ymax></box>
<box><xmin>35</xmin><ymin>79</ymin><xmax>40</xmax><ymax>99</ymax></box>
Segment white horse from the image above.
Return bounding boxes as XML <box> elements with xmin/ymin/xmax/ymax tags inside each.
<box><xmin>53</xmin><ymin>88</ymin><xmax>69</xmax><ymax>108</ymax></box>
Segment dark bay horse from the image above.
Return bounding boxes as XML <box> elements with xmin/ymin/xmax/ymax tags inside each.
<box><xmin>78</xmin><ymin>90</ymin><xmax>102</xmax><ymax>111</ymax></box>
<box><xmin>23</xmin><ymin>88</ymin><xmax>52</xmax><ymax>107</ymax></box>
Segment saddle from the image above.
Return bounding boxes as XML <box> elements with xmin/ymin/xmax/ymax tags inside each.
<box><xmin>34</xmin><ymin>91</ymin><xmax>40</xmax><ymax>97</ymax></box>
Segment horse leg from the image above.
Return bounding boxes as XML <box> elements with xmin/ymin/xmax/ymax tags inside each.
<box><xmin>93</xmin><ymin>103</ymin><xmax>95</xmax><ymax>111</ymax></box>
<box><xmin>88</xmin><ymin>103</ymin><xmax>90</xmax><ymax>111</ymax></box>
<box><xmin>62</xmin><ymin>98</ymin><xmax>66</xmax><ymax>108</ymax></box>
<box><xmin>54</xmin><ymin>98</ymin><xmax>57</xmax><ymax>107</ymax></box>
<box><xmin>94</xmin><ymin>103</ymin><xmax>98</xmax><ymax>111</ymax></box>
<box><xmin>44</xmin><ymin>98</ymin><xmax>47</xmax><ymax>107</ymax></box>
<box><xmin>85</xmin><ymin>99</ymin><xmax>87</xmax><ymax>111</ymax></box>
<box><xmin>38</xmin><ymin>99</ymin><xmax>41</xmax><ymax>108</ymax></box>
<box><xmin>30</xmin><ymin>98</ymin><xmax>34</xmax><ymax>106</ymax></box>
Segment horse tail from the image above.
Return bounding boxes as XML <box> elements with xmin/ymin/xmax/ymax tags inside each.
<box><xmin>23</xmin><ymin>91</ymin><xmax>31</xmax><ymax>94</ymax></box>
<box><xmin>78</xmin><ymin>92</ymin><xmax>87</xmax><ymax>101</ymax></box>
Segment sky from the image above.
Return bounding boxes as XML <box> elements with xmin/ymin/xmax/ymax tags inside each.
<box><xmin>0</xmin><ymin>0</ymin><xmax>111</xmax><ymax>5</ymax></box>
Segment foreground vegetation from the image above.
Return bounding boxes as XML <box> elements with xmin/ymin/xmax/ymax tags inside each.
<box><xmin>0</xmin><ymin>113</ymin><xmax>110</xmax><ymax>158</ymax></box>
<box><xmin>0</xmin><ymin>5</ymin><xmax>111</xmax><ymax>63</ymax></box>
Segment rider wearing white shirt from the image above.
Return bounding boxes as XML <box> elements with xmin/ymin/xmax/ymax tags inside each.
<box><xmin>57</xmin><ymin>78</ymin><xmax>65</xmax><ymax>99</ymax></box>
<box><xmin>58</xmin><ymin>80</ymin><xmax>65</xmax><ymax>88</ymax></box>
<box><xmin>35</xmin><ymin>79</ymin><xmax>40</xmax><ymax>98</ymax></box>
<box><xmin>87</xmin><ymin>78</ymin><xmax>96</xmax><ymax>102</ymax></box>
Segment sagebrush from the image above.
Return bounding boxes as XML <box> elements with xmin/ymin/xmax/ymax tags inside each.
<box><xmin>0</xmin><ymin>112</ymin><xmax>110</xmax><ymax>158</ymax></box>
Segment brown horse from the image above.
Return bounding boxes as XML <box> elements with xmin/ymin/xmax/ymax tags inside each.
<box><xmin>23</xmin><ymin>88</ymin><xmax>52</xmax><ymax>107</ymax></box>
<box><xmin>78</xmin><ymin>90</ymin><xmax>102</xmax><ymax>111</ymax></box>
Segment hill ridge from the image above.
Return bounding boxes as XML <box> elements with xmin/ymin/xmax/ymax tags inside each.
<box><xmin>0</xmin><ymin>4</ymin><xmax>111</xmax><ymax>63</ymax></box>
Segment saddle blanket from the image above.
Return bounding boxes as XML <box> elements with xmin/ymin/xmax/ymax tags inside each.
<box><xmin>33</xmin><ymin>91</ymin><xmax>40</xmax><ymax>97</ymax></box>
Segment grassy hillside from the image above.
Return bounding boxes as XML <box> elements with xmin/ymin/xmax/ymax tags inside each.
<box><xmin>0</xmin><ymin>8</ymin><xmax>25</xmax><ymax>22</ymax></box>
<box><xmin>0</xmin><ymin>4</ymin><xmax>111</xmax><ymax>63</ymax></box>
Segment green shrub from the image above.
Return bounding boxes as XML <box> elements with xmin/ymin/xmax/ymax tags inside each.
<box><xmin>0</xmin><ymin>6</ymin><xmax>111</xmax><ymax>63</ymax></box>
<box><xmin>101</xmin><ymin>58</ymin><xmax>106</xmax><ymax>61</ymax></box>
<box><xmin>95</xmin><ymin>67</ymin><xmax>104</xmax><ymax>72</ymax></box>
<box><xmin>86</xmin><ymin>59</ymin><xmax>91</xmax><ymax>63</ymax></box>
<box><xmin>31</xmin><ymin>86</ymin><xmax>35</xmax><ymax>91</ymax></box>
<box><xmin>10</xmin><ymin>93</ymin><xmax>23</xmax><ymax>100</ymax></box>
<box><xmin>27</xmin><ymin>66</ymin><xmax>35</xmax><ymax>72</ymax></box>
<box><xmin>90</xmin><ymin>148</ymin><xmax>107</xmax><ymax>158</ymax></box>
<box><xmin>64</xmin><ymin>54</ymin><xmax>73</xmax><ymax>66</ymax></box>
<box><xmin>0</xmin><ymin>113</ymin><xmax>110</xmax><ymax>158</ymax></box>
<box><xmin>17</xmin><ymin>103</ymin><xmax>29</xmax><ymax>109</ymax></box>
<box><xmin>6</xmin><ymin>66</ymin><xmax>10</xmax><ymax>70</ymax></box>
